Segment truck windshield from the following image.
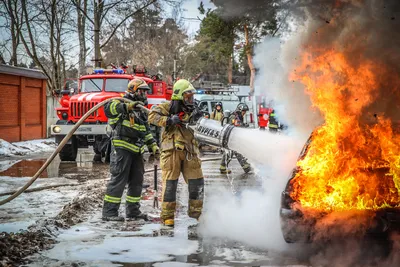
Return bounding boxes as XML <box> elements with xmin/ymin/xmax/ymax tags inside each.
<box><xmin>80</xmin><ymin>79</ymin><xmax>103</xmax><ymax>92</ymax></box>
<box><xmin>105</xmin><ymin>79</ymin><xmax>130</xmax><ymax>92</ymax></box>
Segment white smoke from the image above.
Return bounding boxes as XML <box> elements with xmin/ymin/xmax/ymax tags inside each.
<box><xmin>197</xmin><ymin>19</ymin><xmax>319</xmax><ymax>251</ymax></box>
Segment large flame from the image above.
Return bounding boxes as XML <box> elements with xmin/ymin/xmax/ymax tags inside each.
<box><xmin>289</xmin><ymin>46</ymin><xmax>400</xmax><ymax>212</ymax></box>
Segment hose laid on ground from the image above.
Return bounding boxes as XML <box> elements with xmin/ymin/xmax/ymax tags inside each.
<box><xmin>0</xmin><ymin>97</ymin><xmax>141</xmax><ymax>206</ymax></box>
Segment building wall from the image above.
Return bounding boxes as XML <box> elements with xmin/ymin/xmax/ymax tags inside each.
<box><xmin>0</xmin><ymin>73</ymin><xmax>47</xmax><ymax>142</ymax></box>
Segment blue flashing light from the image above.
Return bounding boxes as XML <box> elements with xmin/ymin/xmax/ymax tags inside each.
<box><xmin>113</xmin><ymin>69</ymin><xmax>124</xmax><ymax>74</ymax></box>
<box><xmin>93</xmin><ymin>68</ymin><xmax>124</xmax><ymax>74</ymax></box>
<box><xmin>93</xmin><ymin>69</ymin><xmax>104</xmax><ymax>74</ymax></box>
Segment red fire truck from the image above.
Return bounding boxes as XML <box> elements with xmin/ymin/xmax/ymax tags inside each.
<box><xmin>51</xmin><ymin>65</ymin><xmax>172</xmax><ymax>161</ymax></box>
<box><xmin>255</xmin><ymin>95</ymin><xmax>273</xmax><ymax>129</ymax></box>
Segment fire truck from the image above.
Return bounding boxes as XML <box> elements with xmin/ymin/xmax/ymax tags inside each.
<box><xmin>51</xmin><ymin>65</ymin><xmax>172</xmax><ymax>162</ymax></box>
<box><xmin>255</xmin><ymin>95</ymin><xmax>273</xmax><ymax>129</ymax></box>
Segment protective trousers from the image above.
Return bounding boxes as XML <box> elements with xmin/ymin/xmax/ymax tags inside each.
<box><xmin>220</xmin><ymin>150</ymin><xmax>251</xmax><ymax>173</ymax></box>
<box><xmin>102</xmin><ymin>146</ymin><xmax>144</xmax><ymax>218</ymax></box>
<box><xmin>160</xmin><ymin>150</ymin><xmax>204</xmax><ymax>221</ymax></box>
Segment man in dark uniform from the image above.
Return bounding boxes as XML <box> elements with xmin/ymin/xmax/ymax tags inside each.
<box><xmin>102</xmin><ymin>78</ymin><xmax>159</xmax><ymax>221</ymax></box>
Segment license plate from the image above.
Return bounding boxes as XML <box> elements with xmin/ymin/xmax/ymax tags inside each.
<box><xmin>76</xmin><ymin>127</ymin><xmax>92</xmax><ymax>132</ymax></box>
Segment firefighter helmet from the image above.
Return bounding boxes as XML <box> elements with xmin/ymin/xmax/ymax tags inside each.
<box><xmin>215</xmin><ymin>102</ymin><xmax>223</xmax><ymax>109</ymax></box>
<box><xmin>126</xmin><ymin>78</ymin><xmax>150</xmax><ymax>102</ymax></box>
<box><xmin>171</xmin><ymin>79</ymin><xmax>196</xmax><ymax>108</ymax></box>
<box><xmin>237</xmin><ymin>103</ymin><xmax>249</xmax><ymax>112</ymax></box>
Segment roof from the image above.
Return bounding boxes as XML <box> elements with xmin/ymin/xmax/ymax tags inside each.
<box><xmin>195</xmin><ymin>94</ymin><xmax>239</xmax><ymax>101</ymax></box>
<box><xmin>0</xmin><ymin>64</ymin><xmax>48</xmax><ymax>80</ymax></box>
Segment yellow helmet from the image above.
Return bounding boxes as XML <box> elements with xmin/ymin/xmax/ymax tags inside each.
<box><xmin>126</xmin><ymin>78</ymin><xmax>150</xmax><ymax>102</ymax></box>
<box><xmin>127</xmin><ymin>78</ymin><xmax>150</xmax><ymax>93</ymax></box>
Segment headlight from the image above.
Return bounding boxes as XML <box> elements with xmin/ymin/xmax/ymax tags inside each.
<box><xmin>62</xmin><ymin>112</ymin><xmax>68</xmax><ymax>120</ymax></box>
<box><xmin>53</xmin><ymin>126</ymin><xmax>61</xmax><ymax>133</ymax></box>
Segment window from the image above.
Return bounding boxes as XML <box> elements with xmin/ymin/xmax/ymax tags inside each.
<box><xmin>105</xmin><ymin>79</ymin><xmax>130</xmax><ymax>92</ymax></box>
<box><xmin>81</xmin><ymin>79</ymin><xmax>103</xmax><ymax>92</ymax></box>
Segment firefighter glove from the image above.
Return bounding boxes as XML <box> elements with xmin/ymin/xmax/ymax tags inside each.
<box><xmin>127</xmin><ymin>101</ymin><xmax>144</xmax><ymax>111</ymax></box>
<box><xmin>167</xmin><ymin>114</ymin><xmax>181</xmax><ymax>126</ymax></box>
<box><xmin>151</xmin><ymin>145</ymin><xmax>160</xmax><ymax>156</ymax></box>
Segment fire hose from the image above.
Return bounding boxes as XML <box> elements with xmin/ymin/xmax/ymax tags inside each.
<box><xmin>0</xmin><ymin>97</ymin><xmax>145</xmax><ymax>206</ymax></box>
<box><xmin>0</xmin><ymin>100</ymin><xmax>232</xmax><ymax>206</ymax></box>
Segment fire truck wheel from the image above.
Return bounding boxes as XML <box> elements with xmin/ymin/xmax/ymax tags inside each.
<box><xmin>59</xmin><ymin>136</ymin><xmax>78</xmax><ymax>161</ymax></box>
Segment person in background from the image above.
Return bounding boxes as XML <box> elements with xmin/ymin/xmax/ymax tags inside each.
<box><xmin>210</xmin><ymin>102</ymin><xmax>224</xmax><ymax>122</ymax></box>
<box><xmin>220</xmin><ymin>103</ymin><xmax>252</xmax><ymax>174</ymax></box>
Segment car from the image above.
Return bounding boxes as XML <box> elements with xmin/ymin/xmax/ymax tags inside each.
<box><xmin>280</xmin><ymin>128</ymin><xmax>400</xmax><ymax>243</ymax></box>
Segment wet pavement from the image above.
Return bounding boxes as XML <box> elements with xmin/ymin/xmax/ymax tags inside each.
<box><xmin>2</xmin><ymin>148</ymin><xmax>394</xmax><ymax>267</ymax></box>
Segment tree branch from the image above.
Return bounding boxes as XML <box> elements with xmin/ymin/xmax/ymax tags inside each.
<box><xmin>71</xmin><ymin>0</ymin><xmax>94</xmax><ymax>25</ymax></box>
<box><xmin>100</xmin><ymin>0</ymin><xmax>157</xmax><ymax>49</ymax></box>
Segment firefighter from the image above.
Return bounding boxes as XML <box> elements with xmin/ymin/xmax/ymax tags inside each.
<box><xmin>220</xmin><ymin>103</ymin><xmax>252</xmax><ymax>174</ymax></box>
<box><xmin>210</xmin><ymin>102</ymin><xmax>224</xmax><ymax>122</ymax></box>
<box><xmin>148</xmin><ymin>79</ymin><xmax>204</xmax><ymax>227</ymax></box>
<box><xmin>268</xmin><ymin>109</ymin><xmax>280</xmax><ymax>133</ymax></box>
<box><xmin>102</xmin><ymin>78</ymin><xmax>160</xmax><ymax>221</ymax></box>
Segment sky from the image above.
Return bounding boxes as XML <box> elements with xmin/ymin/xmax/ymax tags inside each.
<box><xmin>179</xmin><ymin>0</ymin><xmax>216</xmax><ymax>38</ymax></box>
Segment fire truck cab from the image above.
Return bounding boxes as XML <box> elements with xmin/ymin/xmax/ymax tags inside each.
<box><xmin>51</xmin><ymin>66</ymin><xmax>172</xmax><ymax>161</ymax></box>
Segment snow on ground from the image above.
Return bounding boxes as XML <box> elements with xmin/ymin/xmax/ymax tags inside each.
<box><xmin>0</xmin><ymin>138</ymin><xmax>56</xmax><ymax>157</ymax></box>
<box><xmin>0</xmin><ymin>176</ymin><xmax>77</xmax><ymax>194</ymax></box>
<box><xmin>0</xmin><ymin>178</ymin><xmax>79</xmax><ymax>233</ymax></box>
<box><xmin>39</xmin><ymin>224</ymin><xmax>199</xmax><ymax>264</ymax></box>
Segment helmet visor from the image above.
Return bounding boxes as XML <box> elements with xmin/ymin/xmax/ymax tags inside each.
<box><xmin>183</xmin><ymin>91</ymin><xmax>195</xmax><ymax>106</ymax></box>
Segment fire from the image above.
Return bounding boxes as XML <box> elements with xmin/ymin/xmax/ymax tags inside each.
<box><xmin>289</xmin><ymin>47</ymin><xmax>400</xmax><ymax>212</ymax></box>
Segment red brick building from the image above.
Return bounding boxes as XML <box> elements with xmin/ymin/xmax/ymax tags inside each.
<box><xmin>0</xmin><ymin>64</ymin><xmax>48</xmax><ymax>142</ymax></box>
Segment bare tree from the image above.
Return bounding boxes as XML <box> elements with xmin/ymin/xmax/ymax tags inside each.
<box><xmin>13</xmin><ymin>0</ymin><xmax>74</xmax><ymax>92</ymax></box>
<box><xmin>72</xmin><ymin>0</ymin><xmax>158</xmax><ymax>68</ymax></box>
<box><xmin>74</xmin><ymin>0</ymin><xmax>88</xmax><ymax>76</ymax></box>
<box><xmin>0</xmin><ymin>0</ymin><xmax>23</xmax><ymax>65</ymax></box>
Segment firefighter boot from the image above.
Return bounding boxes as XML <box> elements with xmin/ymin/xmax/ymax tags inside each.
<box><xmin>188</xmin><ymin>178</ymin><xmax>204</xmax><ymax>220</ymax></box>
<box><xmin>220</xmin><ymin>165</ymin><xmax>232</xmax><ymax>174</ymax></box>
<box><xmin>102</xmin><ymin>201</ymin><xmax>124</xmax><ymax>221</ymax></box>
<box><xmin>161</xmin><ymin>202</ymin><xmax>176</xmax><ymax>227</ymax></box>
<box><xmin>126</xmin><ymin>202</ymin><xmax>148</xmax><ymax>221</ymax></box>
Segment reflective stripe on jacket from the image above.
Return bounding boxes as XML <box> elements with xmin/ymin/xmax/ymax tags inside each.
<box><xmin>104</xmin><ymin>99</ymin><xmax>157</xmax><ymax>154</ymax></box>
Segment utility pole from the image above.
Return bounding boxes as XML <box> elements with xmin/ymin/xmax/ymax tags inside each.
<box><xmin>93</xmin><ymin>0</ymin><xmax>102</xmax><ymax>68</ymax></box>
<box><xmin>173</xmin><ymin>59</ymin><xmax>177</xmax><ymax>83</ymax></box>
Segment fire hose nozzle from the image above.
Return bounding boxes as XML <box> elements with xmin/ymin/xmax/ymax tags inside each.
<box><xmin>193</xmin><ymin>118</ymin><xmax>235</xmax><ymax>149</ymax></box>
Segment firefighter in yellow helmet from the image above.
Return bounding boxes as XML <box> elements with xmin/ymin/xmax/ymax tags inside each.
<box><xmin>102</xmin><ymin>78</ymin><xmax>159</xmax><ymax>221</ymax></box>
<box><xmin>148</xmin><ymin>79</ymin><xmax>204</xmax><ymax>227</ymax></box>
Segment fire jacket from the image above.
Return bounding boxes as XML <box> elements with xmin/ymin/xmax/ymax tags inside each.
<box><xmin>229</xmin><ymin>111</ymin><xmax>247</xmax><ymax>127</ymax></box>
<box><xmin>210</xmin><ymin>110</ymin><xmax>224</xmax><ymax>121</ymax></box>
<box><xmin>148</xmin><ymin>102</ymin><xmax>200</xmax><ymax>155</ymax></box>
<box><xmin>104</xmin><ymin>99</ymin><xmax>157</xmax><ymax>154</ymax></box>
<box><xmin>268</xmin><ymin>112</ymin><xmax>279</xmax><ymax>129</ymax></box>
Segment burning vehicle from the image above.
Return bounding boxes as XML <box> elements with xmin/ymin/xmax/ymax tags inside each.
<box><xmin>280</xmin><ymin>126</ymin><xmax>400</xmax><ymax>243</ymax></box>
<box><xmin>274</xmin><ymin>0</ymin><xmax>400</xmax><ymax>244</ymax></box>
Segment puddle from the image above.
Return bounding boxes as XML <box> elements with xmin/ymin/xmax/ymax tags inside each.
<box><xmin>0</xmin><ymin>158</ymin><xmax>60</xmax><ymax>178</ymax></box>
<box><xmin>0</xmin><ymin>151</ymin><xmax>104</xmax><ymax>179</ymax></box>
